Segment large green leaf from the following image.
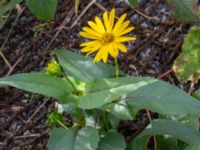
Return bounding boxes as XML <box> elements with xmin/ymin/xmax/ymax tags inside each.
<box><xmin>156</xmin><ymin>136</ymin><xmax>179</xmax><ymax>150</ymax></box>
<box><xmin>74</xmin><ymin>126</ymin><xmax>100</xmax><ymax>150</ymax></box>
<box><xmin>47</xmin><ymin>128</ymin><xmax>76</xmax><ymax>150</ymax></box>
<box><xmin>193</xmin><ymin>88</ymin><xmax>200</xmax><ymax>101</ymax></box>
<box><xmin>55</xmin><ymin>49</ymin><xmax>116</xmax><ymax>82</ymax></box>
<box><xmin>26</xmin><ymin>0</ymin><xmax>57</xmax><ymax>21</ymax></box>
<box><xmin>125</xmin><ymin>78</ymin><xmax>200</xmax><ymax>117</ymax></box>
<box><xmin>127</xmin><ymin>136</ymin><xmax>150</xmax><ymax>150</ymax></box>
<box><xmin>78</xmin><ymin>76</ymin><xmax>200</xmax><ymax>118</ymax></box>
<box><xmin>184</xmin><ymin>143</ymin><xmax>200</xmax><ymax>150</ymax></box>
<box><xmin>173</xmin><ymin>26</ymin><xmax>200</xmax><ymax>83</ymax></box>
<box><xmin>167</xmin><ymin>0</ymin><xmax>198</xmax><ymax>22</ymax></box>
<box><xmin>0</xmin><ymin>73</ymin><xmax>72</xmax><ymax>100</ymax></box>
<box><xmin>136</xmin><ymin>119</ymin><xmax>200</xmax><ymax>144</ymax></box>
<box><xmin>78</xmin><ymin>77</ymin><xmax>153</xmax><ymax>109</ymax></box>
<box><xmin>97</xmin><ymin>130</ymin><xmax>126</xmax><ymax>150</ymax></box>
<box><xmin>48</xmin><ymin>127</ymin><xmax>99</xmax><ymax>150</ymax></box>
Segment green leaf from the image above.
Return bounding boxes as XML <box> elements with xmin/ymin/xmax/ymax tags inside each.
<box><xmin>78</xmin><ymin>77</ymin><xmax>153</xmax><ymax>109</ymax></box>
<box><xmin>0</xmin><ymin>73</ymin><xmax>72</xmax><ymax>100</ymax></box>
<box><xmin>167</xmin><ymin>0</ymin><xmax>198</xmax><ymax>22</ymax></box>
<box><xmin>127</xmin><ymin>136</ymin><xmax>150</xmax><ymax>150</ymax></box>
<box><xmin>184</xmin><ymin>143</ymin><xmax>200</xmax><ymax>150</ymax></box>
<box><xmin>97</xmin><ymin>130</ymin><xmax>126</xmax><ymax>150</ymax></box>
<box><xmin>55</xmin><ymin>49</ymin><xmax>116</xmax><ymax>82</ymax></box>
<box><xmin>136</xmin><ymin>119</ymin><xmax>200</xmax><ymax>144</ymax></box>
<box><xmin>79</xmin><ymin>76</ymin><xmax>200</xmax><ymax>118</ymax></box>
<box><xmin>26</xmin><ymin>0</ymin><xmax>57</xmax><ymax>21</ymax></box>
<box><xmin>48</xmin><ymin>127</ymin><xmax>99</xmax><ymax>150</ymax></box>
<box><xmin>47</xmin><ymin>127</ymin><xmax>77</xmax><ymax>150</ymax></box>
<box><xmin>156</xmin><ymin>136</ymin><xmax>179</xmax><ymax>150</ymax></box>
<box><xmin>193</xmin><ymin>88</ymin><xmax>200</xmax><ymax>101</ymax></box>
<box><xmin>104</xmin><ymin>101</ymin><xmax>135</xmax><ymax>120</ymax></box>
<box><xmin>173</xmin><ymin>26</ymin><xmax>200</xmax><ymax>83</ymax></box>
<box><xmin>126</xmin><ymin>77</ymin><xmax>200</xmax><ymax>117</ymax></box>
<box><xmin>127</xmin><ymin>0</ymin><xmax>140</xmax><ymax>7</ymax></box>
<box><xmin>74</xmin><ymin>126</ymin><xmax>100</xmax><ymax>150</ymax></box>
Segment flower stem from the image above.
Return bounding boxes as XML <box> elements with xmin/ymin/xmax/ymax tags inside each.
<box><xmin>114</xmin><ymin>57</ymin><xmax>119</xmax><ymax>78</ymax></box>
<box><xmin>65</xmin><ymin>76</ymin><xmax>78</xmax><ymax>93</ymax></box>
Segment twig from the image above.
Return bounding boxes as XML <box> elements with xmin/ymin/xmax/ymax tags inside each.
<box><xmin>1</xmin><ymin>7</ymin><xmax>24</xmax><ymax>50</ymax></box>
<box><xmin>46</xmin><ymin>0</ymin><xmax>96</xmax><ymax>50</ymax></box>
<box><xmin>157</xmin><ymin>68</ymin><xmax>174</xmax><ymax>79</ymax></box>
<box><xmin>26</xmin><ymin>100</ymin><xmax>48</xmax><ymax>123</ymax></box>
<box><xmin>129</xmin><ymin>64</ymin><xmax>139</xmax><ymax>76</ymax></box>
<box><xmin>146</xmin><ymin>110</ymin><xmax>158</xmax><ymax>150</ymax></box>
<box><xmin>94</xmin><ymin>2</ymin><xmax>119</xmax><ymax>19</ymax></box>
<box><xmin>14</xmin><ymin>133</ymin><xmax>41</xmax><ymax>139</ymax></box>
<box><xmin>63</xmin><ymin>0</ymin><xmax>96</xmax><ymax>30</ymax></box>
<box><xmin>6</xmin><ymin>56</ymin><xmax>23</xmax><ymax>76</ymax></box>
<box><xmin>0</xmin><ymin>6</ymin><xmax>24</xmax><ymax>70</ymax></box>
<box><xmin>188</xmin><ymin>81</ymin><xmax>195</xmax><ymax>95</ymax></box>
<box><xmin>45</xmin><ymin>7</ymin><xmax>75</xmax><ymax>50</ymax></box>
<box><xmin>94</xmin><ymin>2</ymin><xmax>107</xmax><ymax>11</ymax></box>
<box><xmin>125</xmin><ymin>0</ymin><xmax>159</xmax><ymax>21</ymax></box>
<box><xmin>0</xmin><ymin>51</ymin><xmax>12</xmax><ymax>69</ymax></box>
<box><xmin>15</xmin><ymin>4</ymin><xmax>23</xmax><ymax>14</ymax></box>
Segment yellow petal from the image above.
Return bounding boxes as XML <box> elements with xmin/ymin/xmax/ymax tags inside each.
<box><xmin>114</xmin><ymin>43</ymin><xmax>127</xmax><ymax>52</ymax></box>
<box><xmin>95</xmin><ymin>17</ymin><xmax>106</xmax><ymax>33</ymax></box>
<box><xmin>103</xmin><ymin>11</ymin><xmax>110</xmax><ymax>32</ymax></box>
<box><xmin>109</xmin><ymin>44</ymin><xmax>118</xmax><ymax>58</ymax></box>
<box><xmin>81</xmin><ymin>46</ymin><xmax>92</xmax><ymax>52</ymax></box>
<box><xmin>93</xmin><ymin>47</ymin><xmax>104</xmax><ymax>63</ymax></box>
<box><xmin>114</xmin><ymin>36</ymin><xmax>136</xmax><ymax>42</ymax></box>
<box><xmin>88</xmin><ymin>21</ymin><xmax>104</xmax><ymax>34</ymax></box>
<box><xmin>82</xmin><ymin>27</ymin><xmax>102</xmax><ymax>37</ymax></box>
<box><xmin>80</xmin><ymin>41</ymin><xmax>98</xmax><ymax>47</ymax></box>
<box><xmin>81</xmin><ymin>41</ymin><xmax>101</xmax><ymax>53</ymax></box>
<box><xmin>102</xmin><ymin>49</ymin><xmax>108</xmax><ymax>63</ymax></box>
<box><xmin>80</xmin><ymin>32</ymin><xmax>101</xmax><ymax>40</ymax></box>
<box><xmin>114</xmin><ymin>20</ymin><xmax>130</xmax><ymax>35</ymax></box>
<box><xmin>108</xmin><ymin>9</ymin><xmax>115</xmax><ymax>31</ymax></box>
<box><xmin>86</xmin><ymin>46</ymin><xmax>101</xmax><ymax>57</ymax></box>
<box><xmin>112</xmin><ymin>13</ymin><xmax>126</xmax><ymax>33</ymax></box>
<box><xmin>115</xmin><ymin>26</ymin><xmax>135</xmax><ymax>37</ymax></box>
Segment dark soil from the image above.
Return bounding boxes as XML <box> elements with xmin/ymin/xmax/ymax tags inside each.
<box><xmin>0</xmin><ymin>0</ymin><xmax>192</xmax><ymax>149</ymax></box>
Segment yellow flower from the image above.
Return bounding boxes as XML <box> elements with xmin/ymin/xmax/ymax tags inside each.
<box><xmin>80</xmin><ymin>9</ymin><xmax>136</xmax><ymax>63</ymax></box>
<box><xmin>46</xmin><ymin>59</ymin><xmax>61</xmax><ymax>75</ymax></box>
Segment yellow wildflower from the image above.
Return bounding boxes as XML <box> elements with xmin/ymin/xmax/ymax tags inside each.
<box><xmin>46</xmin><ymin>59</ymin><xmax>61</xmax><ymax>75</ymax></box>
<box><xmin>80</xmin><ymin>9</ymin><xmax>136</xmax><ymax>63</ymax></box>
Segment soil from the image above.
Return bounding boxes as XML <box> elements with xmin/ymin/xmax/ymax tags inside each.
<box><xmin>0</xmin><ymin>0</ymin><xmax>193</xmax><ymax>149</ymax></box>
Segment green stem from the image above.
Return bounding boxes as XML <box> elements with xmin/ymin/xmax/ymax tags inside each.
<box><xmin>65</xmin><ymin>76</ymin><xmax>78</xmax><ymax>93</ymax></box>
<box><xmin>57</xmin><ymin>120</ymin><xmax>68</xmax><ymax>129</ymax></box>
<box><xmin>114</xmin><ymin>57</ymin><xmax>119</xmax><ymax>78</ymax></box>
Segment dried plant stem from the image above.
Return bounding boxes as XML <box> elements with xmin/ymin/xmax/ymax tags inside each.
<box><xmin>64</xmin><ymin>0</ymin><xmax>96</xmax><ymax>30</ymax></box>
<box><xmin>146</xmin><ymin>109</ymin><xmax>157</xmax><ymax>150</ymax></box>
<box><xmin>0</xmin><ymin>51</ymin><xmax>12</xmax><ymax>69</ymax></box>
<box><xmin>157</xmin><ymin>68</ymin><xmax>174</xmax><ymax>79</ymax></box>
<box><xmin>188</xmin><ymin>81</ymin><xmax>195</xmax><ymax>95</ymax></box>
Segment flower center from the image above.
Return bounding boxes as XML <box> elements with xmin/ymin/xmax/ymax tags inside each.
<box><xmin>101</xmin><ymin>32</ymin><xmax>114</xmax><ymax>44</ymax></box>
